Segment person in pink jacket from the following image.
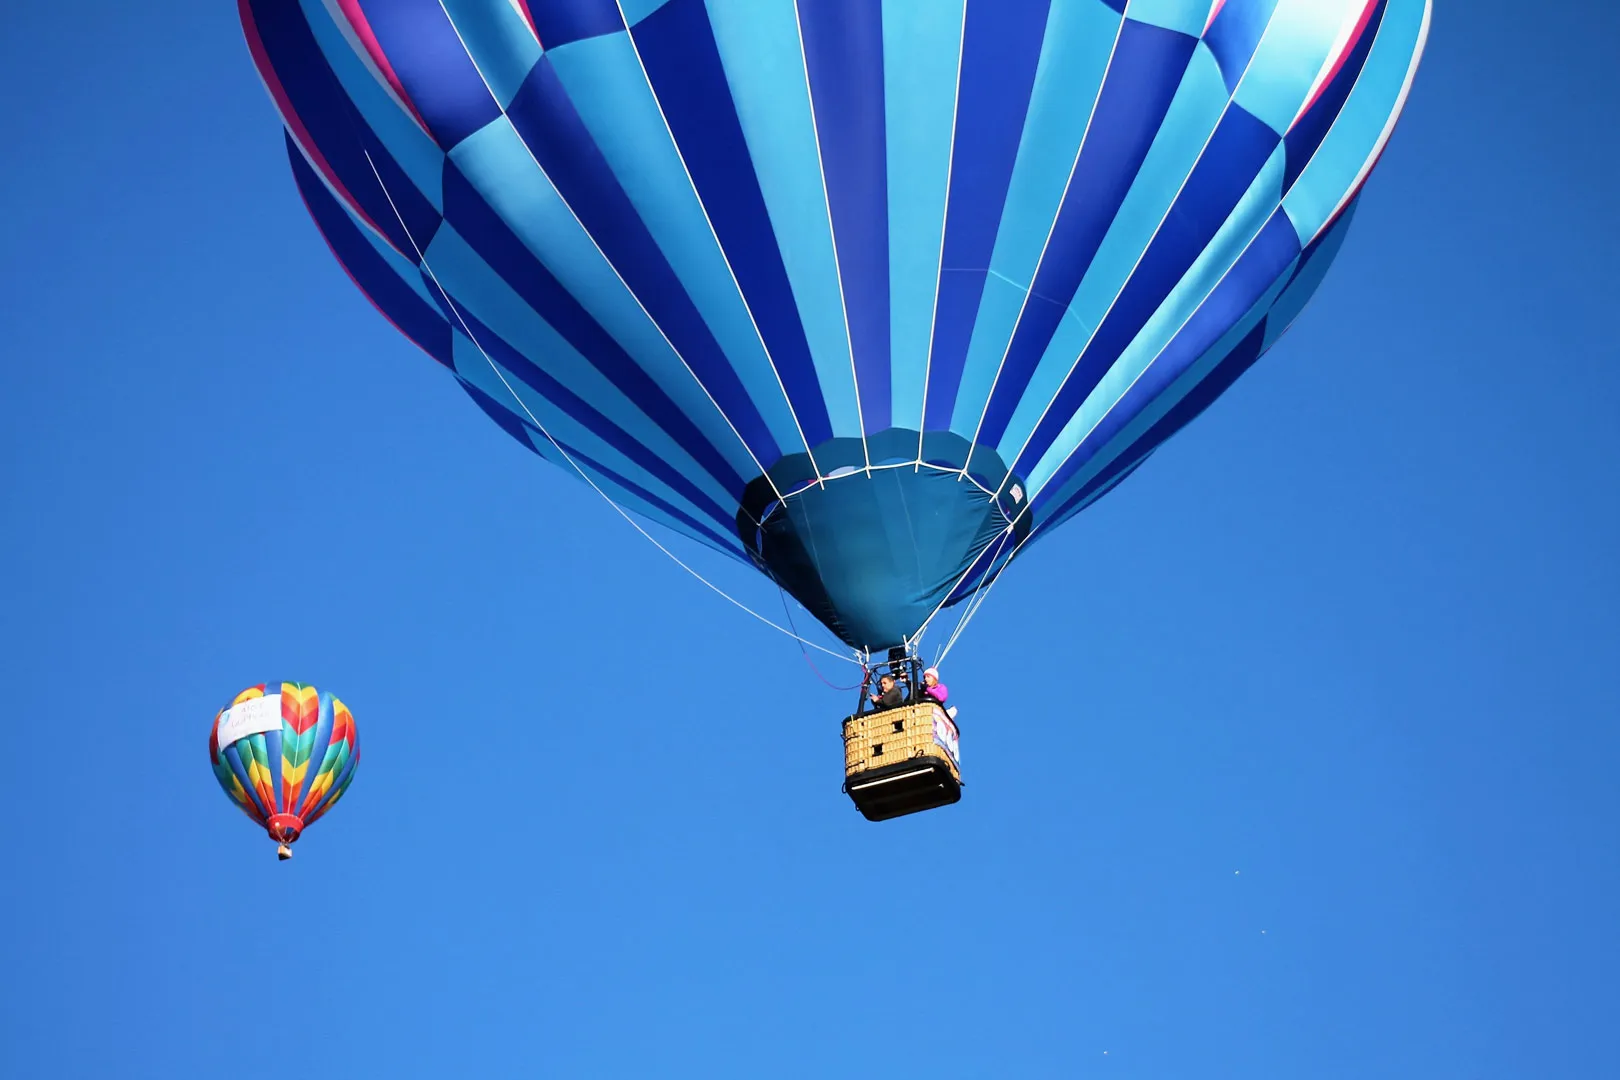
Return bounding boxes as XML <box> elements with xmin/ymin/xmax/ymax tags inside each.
<box><xmin>921</xmin><ymin>668</ymin><xmax>948</xmax><ymax>705</ymax></box>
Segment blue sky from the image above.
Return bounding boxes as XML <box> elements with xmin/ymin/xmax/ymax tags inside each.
<box><xmin>3</xmin><ymin>3</ymin><xmax>1617</xmax><ymax>1077</ymax></box>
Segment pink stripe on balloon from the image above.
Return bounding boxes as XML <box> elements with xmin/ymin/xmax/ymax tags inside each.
<box><xmin>512</xmin><ymin>0</ymin><xmax>542</xmax><ymax>46</ymax></box>
<box><xmin>335</xmin><ymin>0</ymin><xmax>434</xmax><ymax>137</ymax></box>
<box><xmin>1296</xmin><ymin>0</ymin><xmax>1380</xmax><ymax>125</ymax></box>
<box><xmin>1204</xmin><ymin>0</ymin><xmax>1228</xmax><ymax>35</ymax></box>
<box><xmin>239</xmin><ymin>0</ymin><xmax>393</xmax><ymax>248</ymax></box>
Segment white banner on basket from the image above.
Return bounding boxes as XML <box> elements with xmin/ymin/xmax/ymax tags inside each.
<box><xmin>217</xmin><ymin>694</ymin><xmax>284</xmax><ymax>748</ymax></box>
<box><xmin>931</xmin><ymin>706</ymin><xmax>960</xmax><ymax>767</ymax></box>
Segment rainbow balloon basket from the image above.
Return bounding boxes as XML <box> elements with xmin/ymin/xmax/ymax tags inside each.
<box><xmin>842</xmin><ymin>702</ymin><xmax>962</xmax><ymax>822</ymax></box>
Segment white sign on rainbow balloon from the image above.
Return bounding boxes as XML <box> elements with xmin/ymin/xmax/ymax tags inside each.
<box><xmin>216</xmin><ymin>694</ymin><xmax>285</xmax><ymax>748</ymax></box>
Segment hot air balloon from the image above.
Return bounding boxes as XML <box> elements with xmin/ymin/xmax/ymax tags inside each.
<box><xmin>209</xmin><ymin>683</ymin><xmax>360</xmax><ymax>859</ymax></box>
<box><xmin>240</xmin><ymin>0</ymin><xmax>1428</xmax><ymax>818</ymax></box>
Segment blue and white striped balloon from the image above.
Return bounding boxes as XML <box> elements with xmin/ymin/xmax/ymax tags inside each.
<box><xmin>242</xmin><ymin>0</ymin><xmax>1431</xmax><ymax>651</ymax></box>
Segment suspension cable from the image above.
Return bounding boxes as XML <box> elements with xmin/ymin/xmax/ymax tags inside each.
<box><xmin>356</xmin><ymin>148</ymin><xmax>860</xmax><ymax>666</ymax></box>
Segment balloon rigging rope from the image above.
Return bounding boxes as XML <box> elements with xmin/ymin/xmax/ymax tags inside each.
<box><xmin>935</xmin><ymin>524</ymin><xmax>1034</xmax><ymax>667</ymax></box>
<box><xmin>777</xmin><ymin>586</ymin><xmax>867</xmax><ymax>692</ymax></box>
<box><xmin>907</xmin><ymin>516</ymin><xmax>1017</xmax><ymax>654</ymax></box>
<box><xmin>358</xmin><ymin>149</ymin><xmax>859</xmax><ymax>667</ymax></box>
<box><xmin>922</xmin><ymin>522</ymin><xmax>1019</xmax><ymax>666</ymax></box>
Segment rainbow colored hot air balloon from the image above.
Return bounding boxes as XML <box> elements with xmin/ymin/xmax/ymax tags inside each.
<box><xmin>209</xmin><ymin>683</ymin><xmax>360</xmax><ymax>859</ymax></box>
<box><xmin>240</xmin><ymin>0</ymin><xmax>1430</xmax><ymax>656</ymax></box>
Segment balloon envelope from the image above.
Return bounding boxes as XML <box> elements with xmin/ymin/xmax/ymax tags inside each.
<box><xmin>242</xmin><ymin>0</ymin><xmax>1430</xmax><ymax>650</ymax></box>
<box><xmin>209</xmin><ymin>682</ymin><xmax>360</xmax><ymax>848</ymax></box>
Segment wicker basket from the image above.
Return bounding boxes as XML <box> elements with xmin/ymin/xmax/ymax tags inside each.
<box><xmin>841</xmin><ymin>702</ymin><xmax>961</xmax><ymax>820</ymax></box>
